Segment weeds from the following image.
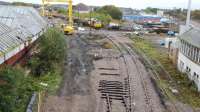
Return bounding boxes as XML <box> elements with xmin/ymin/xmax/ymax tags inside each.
<box><xmin>131</xmin><ymin>37</ymin><xmax>200</xmax><ymax>107</ymax></box>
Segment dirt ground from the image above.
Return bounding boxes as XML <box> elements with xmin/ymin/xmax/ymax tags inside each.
<box><xmin>41</xmin><ymin>31</ymin><xmax>180</xmax><ymax>112</ymax></box>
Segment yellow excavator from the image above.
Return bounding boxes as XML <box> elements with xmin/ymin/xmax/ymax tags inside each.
<box><xmin>42</xmin><ymin>0</ymin><xmax>74</xmax><ymax>35</ymax></box>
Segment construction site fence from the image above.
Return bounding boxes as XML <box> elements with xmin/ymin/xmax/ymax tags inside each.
<box><xmin>26</xmin><ymin>91</ymin><xmax>46</xmax><ymax>112</ymax></box>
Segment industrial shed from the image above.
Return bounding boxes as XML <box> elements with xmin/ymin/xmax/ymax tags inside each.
<box><xmin>0</xmin><ymin>5</ymin><xmax>47</xmax><ymax>65</ymax></box>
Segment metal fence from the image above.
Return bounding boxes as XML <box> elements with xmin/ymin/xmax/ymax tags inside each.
<box><xmin>26</xmin><ymin>91</ymin><xmax>46</xmax><ymax>112</ymax></box>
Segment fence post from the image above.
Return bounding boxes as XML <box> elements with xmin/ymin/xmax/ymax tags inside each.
<box><xmin>38</xmin><ymin>92</ymin><xmax>41</xmax><ymax>112</ymax></box>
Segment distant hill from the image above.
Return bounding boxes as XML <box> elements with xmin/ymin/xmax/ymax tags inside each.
<box><xmin>0</xmin><ymin>1</ymin><xmax>10</xmax><ymax>5</ymax></box>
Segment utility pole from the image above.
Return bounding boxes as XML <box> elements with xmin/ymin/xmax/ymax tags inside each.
<box><xmin>186</xmin><ymin>0</ymin><xmax>192</xmax><ymax>27</ymax></box>
<box><xmin>78</xmin><ymin>6</ymin><xmax>80</xmax><ymax>27</ymax></box>
<box><xmin>42</xmin><ymin>0</ymin><xmax>45</xmax><ymax>16</ymax></box>
<box><xmin>89</xmin><ymin>8</ymin><xmax>93</xmax><ymax>36</ymax></box>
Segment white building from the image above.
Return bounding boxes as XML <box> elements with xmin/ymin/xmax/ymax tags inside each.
<box><xmin>177</xmin><ymin>28</ymin><xmax>200</xmax><ymax>91</ymax></box>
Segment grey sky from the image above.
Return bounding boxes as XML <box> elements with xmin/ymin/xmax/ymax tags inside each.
<box><xmin>1</xmin><ymin>0</ymin><xmax>200</xmax><ymax>9</ymax></box>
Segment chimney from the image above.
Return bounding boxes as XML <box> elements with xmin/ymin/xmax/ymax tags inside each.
<box><xmin>186</xmin><ymin>0</ymin><xmax>192</xmax><ymax>27</ymax></box>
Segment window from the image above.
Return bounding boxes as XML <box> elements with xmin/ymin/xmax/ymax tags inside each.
<box><xmin>194</xmin><ymin>72</ymin><xmax>199</xmax><ymax>79</ymax></box>
<box><xmin>186</xmin><ymin>66</ymin><xmax>191</xmax><ymax>73</ymax></box>
<box><xmin>180</xmin><ymin>61</ymin><xmax>184</xmax><ymax>71</ymax></box>
<box><xmin>194</xmin><ymin>72</ymin><xmax>197</xmax><ymax>76</ymax></box>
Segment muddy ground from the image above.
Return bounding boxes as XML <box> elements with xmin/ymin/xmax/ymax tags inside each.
<box><xmin>41</xmin><ymin>31</ymin><xmax>196</xmax><ymax>112</ymax></box>
<box><xmin>42</xmin><ymin>33</ymin><xmax>97</xmax><ymax>112</ymax></box>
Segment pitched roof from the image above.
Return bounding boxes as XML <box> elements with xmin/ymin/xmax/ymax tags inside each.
<box><xmin>179</xmin><ymin>28</ymin><xmax>200</xmax><ymax>48</ymax></box>
<box><xmin>0</xmin><ymin>5</ymin><xmax>47</xmax><ymax>54</ymax></box>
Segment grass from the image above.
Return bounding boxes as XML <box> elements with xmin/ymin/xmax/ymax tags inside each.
<box><xmin>102</xmin><ymin>41</ymin><xmax>113</xmax><ymax>49</ymax></box>
<box><xmin>131</xmin><ymin>37</ymin><xmax>200</xmax><ymax>108</ymax></box>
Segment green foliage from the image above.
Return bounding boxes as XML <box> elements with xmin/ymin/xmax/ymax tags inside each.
<box><xmin>0</xmin><ymin>66</ymin><xmax>40</xmax><ymax>112</ymax></box>
<box><xmin>29</xmin><ymin>28</ymin><xmax>66</xmax><ymax>76</ymax></box>
<box><xmin>144</xmin><ymin>7</ymin><xmax>158</xmax><ymax>14</ymax></box>
<box><xmin>192</xmin><ymin>10</ymin><xmax>200</xmax><ymax>20</ymax></box>
<box><xmin>57</xmin><ymin>8</ymin><xmax>67</xmax><ymax>15</ymax></box>
<box><xmin>12</xmin><ymin>2</ymin><xmax>33</xmax><ymax>6</ymax></box>
<box><xmin>0</xmin><ymin>28</ymin><xmax>66</xmax><ymax>112</ymax></box>
<box><xmin>74</xmin><ymin>12</ymin><xmax>112</xmax><ymax>25</ymax></box>
<box><xmin>96</xmin><ymin>5</ymin><xmax>122</xmax><ymax>20</ymax></box>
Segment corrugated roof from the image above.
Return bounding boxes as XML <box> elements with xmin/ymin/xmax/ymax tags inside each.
<box><xmin>0</xmin><ymin>22</ymin><xmax>23</xmax><ymax>53</ymax></box>
<box><xmin>0</xmin><ymin>5</ymin><xmax>47</xmax><ymax>54</ymax></box>
<box><xmin>179</xmin><ymin>28</ymin><xmax>200</xmax><ymax>48</ymax></box>
<box><xmin>0</xmin><ymin>5</ymin><xmax>47</xmax><ymax>37</ymax></box>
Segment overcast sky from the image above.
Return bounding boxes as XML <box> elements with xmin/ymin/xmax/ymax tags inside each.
<box><xmin>1</xmin><ymin>0</ymin><xmax>200</xmax><ymax>9</ymax></box>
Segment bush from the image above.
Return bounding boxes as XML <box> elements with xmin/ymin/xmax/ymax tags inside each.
<box><xmin>0</xmin><ymin>28</ymin><xmax>66</xmax><ymax>112</ymax></box>
<box><xmin>29</xmin><ymin>28</ymin><xmax>66</xmax><ymax>76</ymax></box>
<box><xmin>0</xmin><ymin>66</ymin><xmax>39</xmax><ymax>112</ymax></box>
<box><xmin>57</xmin><ymin>8</ymin><xmax>67</xmax><ymax>15</ymax></box>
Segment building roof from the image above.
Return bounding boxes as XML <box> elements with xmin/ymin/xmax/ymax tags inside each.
<box><xmin>0</xmin><ymin>5</ymin><xmax>47</xmax><ymax>54</ymax></box>
<box><xmin>74</xmin><ymin>3</ymin><xmax>89</xmax><ymax>12</ymax></box>
<box><xmin>0</xmin><ymin>22</ymin><xmax>23</xmax><ymax>53</ymax></box>
<box><xmin>179</xmin><ymin>28</ymin><xmax>200</xmax><ymax>48</ymax></box>
<box><xmin>0</xmin><ymin>5</ymin><xmax>46</xmax><ymax>37</ymax></box>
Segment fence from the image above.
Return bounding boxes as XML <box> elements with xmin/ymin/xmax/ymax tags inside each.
<box><xmin>26</xmin><ymin>91</ymin><xmax>46</xmax><ymax>112</ymax></box>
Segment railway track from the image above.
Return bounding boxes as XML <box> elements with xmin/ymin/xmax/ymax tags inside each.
<box><xmin>104</xmin><ymin>35</ymin><xmax>156</xmax><ymax>112</ymax></box>
<box><xmin>120</xmin><ymin>42</ymin><xmax>154</xmax><ymax>112</ymax></box>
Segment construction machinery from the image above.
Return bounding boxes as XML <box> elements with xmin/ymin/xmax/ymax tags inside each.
<box><xmin>93</xmin><ymin>21</ymin><xmax>102</xmax><ymax>29</ymax></box>
<box><xmin>42</xmin><ymin>0</ymin><xmax>74</xmax><ymax>35</ymax></box>
<box><xmin>63</xmin><ymin>0</ymin><xmax>74</xmax><ymax>35</ymax></box>
<box><xmin>88</xmin><ymin>19</ymin><xmax>103</xmax><ymax>29</ymax></box>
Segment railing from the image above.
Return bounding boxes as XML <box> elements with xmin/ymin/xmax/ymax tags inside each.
<box><xmin>26</xmin><ymin>91</ymin><xmax>46</xmax><ymax>112</ymax></box>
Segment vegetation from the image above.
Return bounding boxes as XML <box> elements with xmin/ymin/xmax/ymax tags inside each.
<box><xmin>0</xmin><ymin>66</ymin><xmax>41</xmax><ymax>112</ymax></box>
<box><xmin>192</xmin><ymin>10</ymin><xmax>200</xmax><ymax>20</ymax></box>
<box><xmin>96</xmin><ymin>5</ymin><xmax>122</xmax><ymax>20</ymax></box>
<box><xmin>29</xmin><ymin>28</ymin><xmax>66</xmax><ymax>76</ymax></box>
<box><xmin>102</xmin><ymin>42</ymin><xmax>113</xmax><ymax>49</ymax></box>
<box><xmin>74</xmin><ymin>12</ymin><xmax>112</xmax><ymax>25</ymax></box>
<box><xmin>131</xmin><ymin>37</ymin><xmax>200</xmax><ymax>108</ymax></box>
<box><xmin>12</xmin><ymin>2</ymin><xmax>34</xmax><ymax>6</ymax></box>
<box><xmin>57</xmin><ymin>8</ymin><xmax>67</xmax><ymax>15</ymax></box>
<box><xmin>165</xmin><ymin>8</ymin><xmax>187</xmax><ymax>21</ymax></box>
<box><xmin>0</xmin><ymin>28</ymin><xmax>66</xmax><ymax>112</ymax></box>
<box><xmin>144</xmin><ymin>7</ymin><xmax>158</xmax><ymax>14</ymax></box>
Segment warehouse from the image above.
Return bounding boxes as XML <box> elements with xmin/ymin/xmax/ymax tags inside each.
<box><xmin>0</xmin><ymin>5</ymin><xmax>47</xmax><ymax>65</ymax></box>
<box><xmin>122</xmin><ymin>15</ymin><xmax>162</xmax><ymax>23</ymax></box>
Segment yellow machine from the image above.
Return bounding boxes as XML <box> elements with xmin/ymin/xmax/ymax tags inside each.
<box><xmin>63</xmin><ymin>0</ymin><xmax>74</xmax><ymax>35</ymax></box>
<box><xmin>93</xmin><ymin>21</ymin><xmax>102</xmax><ymax>29</ymax></box>
<box><xmin>42</xmin><ymin>0</ymin><xmax>74</xmax><ymax>35</ymax></box>
<box><xmin>88</xmin><ymin>18</ymin><xmax>102</xmax><ymax>29</ymax></box>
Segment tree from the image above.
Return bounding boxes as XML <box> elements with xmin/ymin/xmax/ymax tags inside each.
<box><xmin>29</xmin><ymin>28</ymin><xmax>66</xmax><ymax>76</ymax></box>
<box><xmin>144</xmin><ymin>7</ymin><xmax>158</xmax><ymax>14</ymax></box>
<box><xmin>97</xmin><ymin>5</ymin><xmax>122</xmax><ymax>20</ymax></box>
<box><xmin>0</xmin><ymin>66</ymin><xmax>36</xmax><ymax>112</ymax></box>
